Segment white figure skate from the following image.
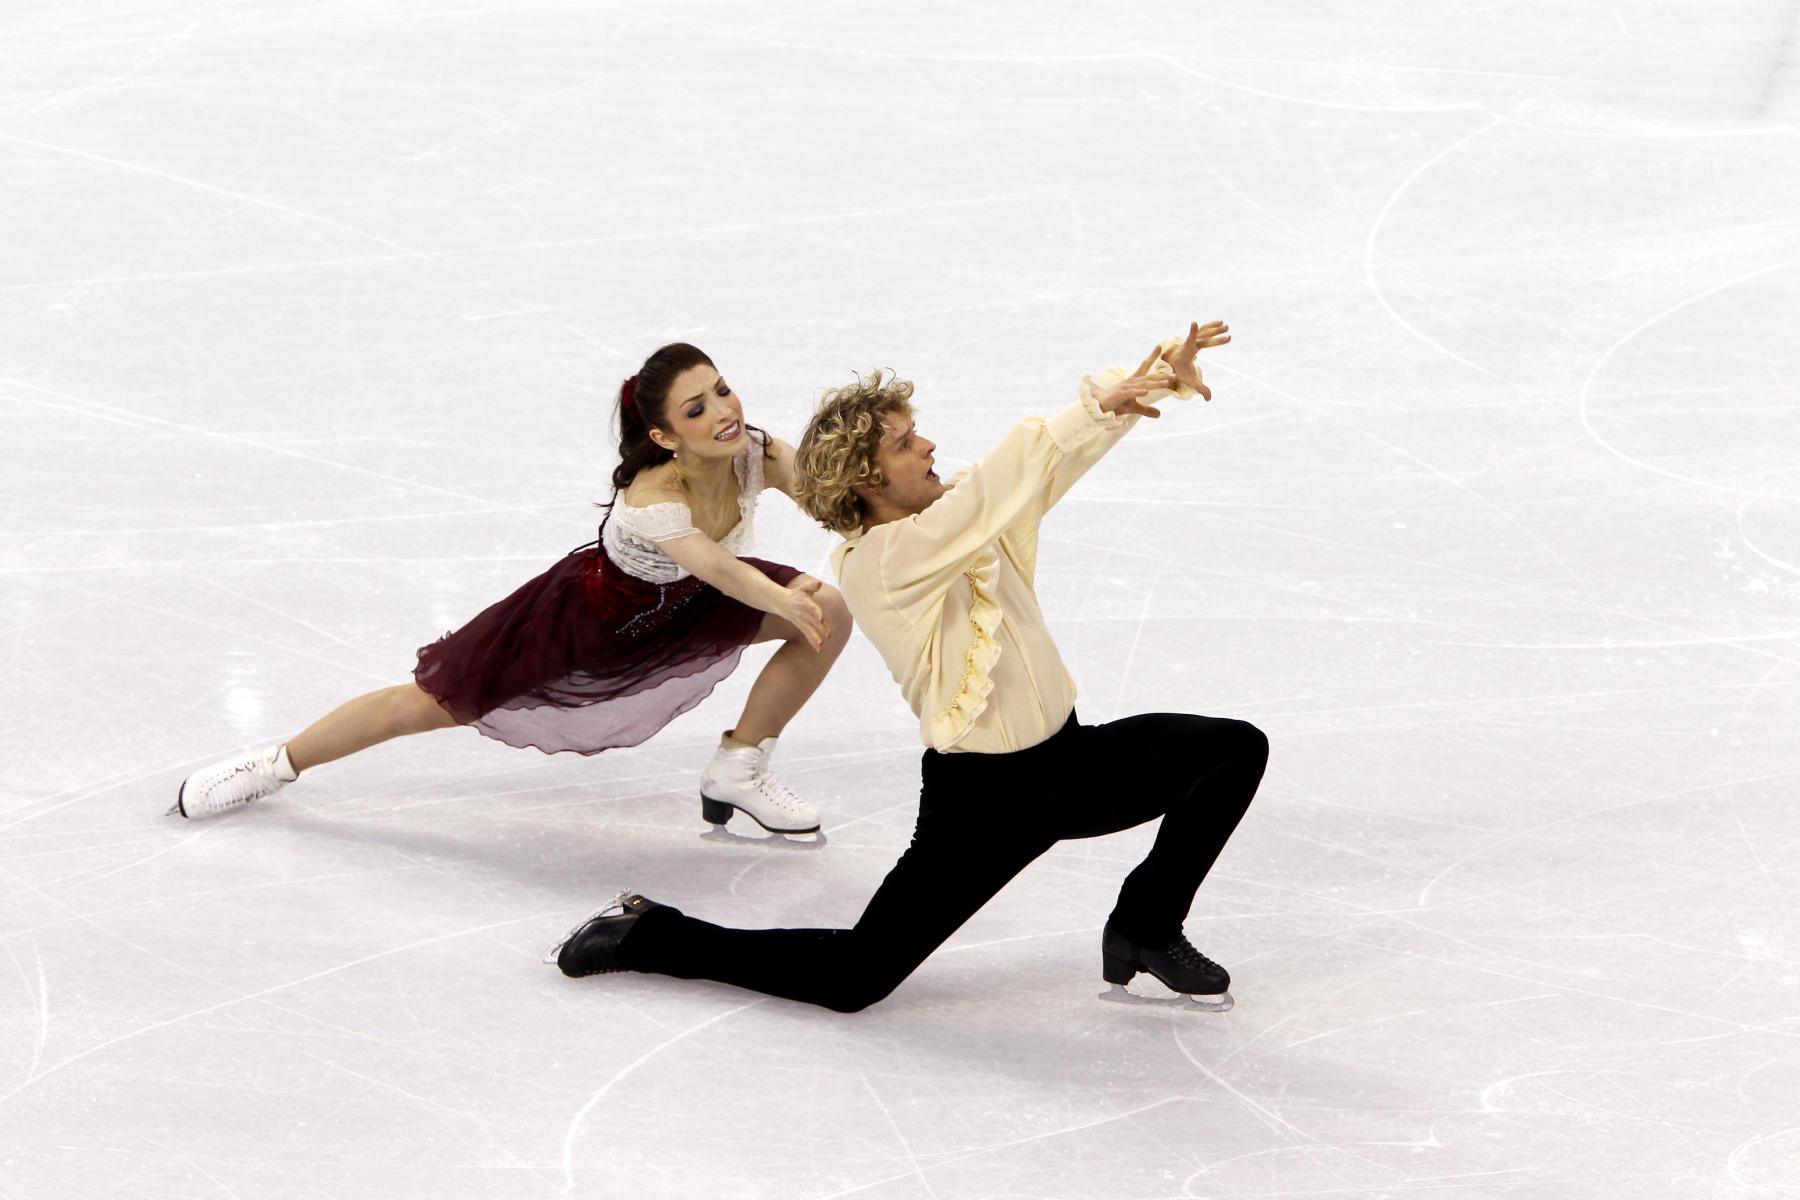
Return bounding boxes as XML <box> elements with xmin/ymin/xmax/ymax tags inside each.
<box><xmin>698</xmin><ymin>734</ymin><xmax>820</xmax><ymax>834</ymax></box>
<box><xmin>170</xmin><ymin>743</ymin><xmax>297</xmax><ymax>819</ymax></box>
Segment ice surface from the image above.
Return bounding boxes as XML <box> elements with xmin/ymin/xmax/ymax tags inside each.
<box><xmin>3</xmin><ymin>2</ymin><xmax>1798</xmax><ymax>1197</ymax></box>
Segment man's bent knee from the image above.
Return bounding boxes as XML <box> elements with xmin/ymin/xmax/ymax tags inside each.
<box><xmin>1232</xmin><ymin>719</ymin><xmax>1270</xmax><ymax>768</ymax></box>
<box><xmin>819</xmin><ymin>975</ymin><xmax>903</xmax><ymax>1014</ymax></box>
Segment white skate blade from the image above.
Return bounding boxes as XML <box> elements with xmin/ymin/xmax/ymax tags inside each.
<box><xmin>1100</xmin><ymin>983</ymin><xmax>1234</xmax><ymax>1013</ymax></box>
<box><xmin>540</xmin><ymin>910</ymin><xmax>604</xmax><ymax>964</ymax></box>
<box><xmin>699</xmin><ymin>825</ymin><xmax>828</xmax><ymax>850</ymax></box>
<box><xmin>542</xmin><ymin>888</ymin><xmax>640</xmax><ymax>965</ymax></box>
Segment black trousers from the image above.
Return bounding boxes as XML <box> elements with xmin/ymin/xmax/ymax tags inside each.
<box><xmin>624</xmin><ymin>711</ymin><xmax>1268</xmax><ymax>1012</ymax></box>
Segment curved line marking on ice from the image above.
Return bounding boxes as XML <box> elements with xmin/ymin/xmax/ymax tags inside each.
<box><xmin>1364</xmin><ymin>114</ymin><xmax>1510</xmax><ymax>381</ymax></box>
<box><xmin>559</xmin><ymin>999</ymin><xmax>763</xmax><ymax>1191</ymax></box>
<box><xmin>1727</xmin><ymin>1124</ymin><xmax>1800</xmax><ymax>1185</ymax></box>
<box><xmin>1736</xmin><ymin>497</ymin><xmax>1800</xmax><ymax>576</ymax></box>
<box><xmin>1575</xmin><ymin>262</ymin><xmax>1794</xmax><ymax>497</ymax></box>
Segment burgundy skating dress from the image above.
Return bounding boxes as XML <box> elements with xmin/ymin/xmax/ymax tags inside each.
<box><xmin>413</xmin><ymin>431</ymin><xmax>800</xmax><ymax>755</ymax></box>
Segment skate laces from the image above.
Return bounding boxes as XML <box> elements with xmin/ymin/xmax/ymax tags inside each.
<box><xmin>238</xmin><ymin>755</ymin><xmax>279</xmax><ymax>787</ymax></box>
<box><xmin>751</xmin><ymin>764</ymin><xmax>806</xmax><ymax>814</ymax></box>
<box><xmin>197</xmin><ymin>750</ymin><xmax>287</xmax><ymax>810</ymax></box>
<box><xmin>219</xmin><ymin>764</ymin><xmax>272</xmax><ymax>803</ymax></box>
<box><xmin>1167</xmin><ymin>937</ymin><xmax>1220</xmax><ymax>973</ymax></box>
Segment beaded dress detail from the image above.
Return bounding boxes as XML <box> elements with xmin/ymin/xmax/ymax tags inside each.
<box><xmin>413</xmin><ymin>432</ymin><xmax>798</xmax><ymax>755</ymax></box>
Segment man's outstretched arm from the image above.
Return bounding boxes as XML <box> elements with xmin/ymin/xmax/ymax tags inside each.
<box><xmin>870</xmin><ymin>342</ymin><xmax>1187</xmax><ymax>609</ymax></box>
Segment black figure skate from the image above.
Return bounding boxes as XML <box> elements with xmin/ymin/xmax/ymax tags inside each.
<box><xmin>1100</xmin><ymin>922</ymin><xmax>1234</xmax><ymax>1012</ymax></box>
<box><xmin>544</xmin><ymin>891</ymin><xmax>665</xmax><ymax>977</ymax></box>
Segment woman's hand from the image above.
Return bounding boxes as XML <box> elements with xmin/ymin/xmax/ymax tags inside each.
<box><xmin>779</xmin><ymin>575</ymin><xmax>830</xmax><ymax>651</ymax></box>
<box><xmin>1161</xmin><ymin>320</ymin><xmax>1230</xmax><ymax>401</ymax></box>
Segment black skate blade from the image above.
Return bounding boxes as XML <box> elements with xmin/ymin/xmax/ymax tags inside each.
<box><xmin>700</xmin><ymin>794</ymin><xmax>822</xmax><ymax>838</ymax></box>
<box><xmin>1099</xmin><ymin>983</ymin><xmax>1234</xmax><ymax>1013</ymax></box>
<box><xmin>698</xmin><ymin>824</ymin><xmax>828</xmax><ymax>850</ymax></box>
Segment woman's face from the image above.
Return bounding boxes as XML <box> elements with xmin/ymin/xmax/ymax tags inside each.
<box><xmin>651</xmin><ymin>363</ymin><xmax>747</xmax><ymax>461</ymax></box>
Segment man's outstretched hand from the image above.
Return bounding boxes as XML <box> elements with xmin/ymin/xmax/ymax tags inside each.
<box><xmin>1092</xmin><ymin>321</ymin><xmax>1231</xmax><ymax>417</ymax></box>
<box><xmin>1162</xmin><ymin>320</ymin><xmax>1229</xmax><ymax>401</ymax></box>
<box><xmin>1093</xmin><ymin>343</ymin><xmax>1175</xmax><ymax>418</ymax></box>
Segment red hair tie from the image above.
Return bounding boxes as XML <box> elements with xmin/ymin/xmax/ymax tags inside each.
<box><xmin>620</xmin><ymin>376</ymin><xmax>639</xmax><ymax>420</ymax></box>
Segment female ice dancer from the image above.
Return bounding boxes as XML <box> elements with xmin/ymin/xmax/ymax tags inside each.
<box><xmin>173</xmin><ymin>342</ymin><xmax>852</xmax><ymax>835</ymax></box>
<box><xmin>547</xmin><ymin>322</ymin><xmax>1270</xmax><ymax>1011</ymax></box>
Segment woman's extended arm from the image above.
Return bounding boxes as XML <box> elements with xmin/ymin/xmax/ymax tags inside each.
<box><xmin>656</xmin><ymin>529</ymin><xmax>830</xmax><ymax>650</ymax></box>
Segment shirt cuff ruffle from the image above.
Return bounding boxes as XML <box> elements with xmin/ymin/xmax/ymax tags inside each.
<box><xmin>1048</xmin><ymin>393</ymin><xmax>1118</xmax><ymax>453</ymax></box>
<box><xmin>928</xmin><ymin>548</ymin><xmax>1004</xmax><ymax>750</ymax></box>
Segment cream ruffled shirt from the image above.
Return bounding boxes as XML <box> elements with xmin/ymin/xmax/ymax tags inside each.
<box><xmin>830</xmin><ymin>357</ymin><xmax>1194</xmax><ymax>754</ymax></box>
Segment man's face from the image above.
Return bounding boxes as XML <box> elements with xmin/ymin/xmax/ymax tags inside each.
<box><xmin>869</xmin><ymin>414</ymin><xmax>945</xmax><ymax>518</ymax></box>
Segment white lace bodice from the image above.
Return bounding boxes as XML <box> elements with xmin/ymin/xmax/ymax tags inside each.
<box><xmin>602</xmin><ymin>431</ymin><xmax>768</xmax><ymax>583</ymax></box>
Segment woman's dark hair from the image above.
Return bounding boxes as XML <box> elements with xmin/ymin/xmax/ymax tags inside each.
<box><xmin>603</xmin><ymin>342</ymin><xmax>773</xmax><ymax>505</ymax></box>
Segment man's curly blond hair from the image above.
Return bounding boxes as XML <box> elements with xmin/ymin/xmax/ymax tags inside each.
<box><xmin>793</xmin><ymin>370</ymin><xmax>916</xmax><ymax>533</ymax></box>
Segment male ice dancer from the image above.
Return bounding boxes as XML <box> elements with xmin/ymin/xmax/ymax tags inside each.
<box><xmin>548</xmin><ymin>322</ymin><xmax>1268</xmax><ymax>1011</ymax></box>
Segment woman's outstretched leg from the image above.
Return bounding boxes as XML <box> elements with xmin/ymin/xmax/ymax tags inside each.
<box><xmin>285</xmin><ymin>682</ymin><xmax>458</xmax><ymax>772</ymax></box>
<box><xmin>698</xmin><ymin>584</ymin><xmax>852</xmax><ymax>835</ymax></box>
<box><xmin>174</xmin><ymin>682</ymin><xmax>456</xmax><ymax>819</ymax></box>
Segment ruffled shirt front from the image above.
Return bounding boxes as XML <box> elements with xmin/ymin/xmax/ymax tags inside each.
<box><xmin>830</xmin><ymin>359</ymin><xmax>1192</xmax><ymax>753</ymax></box>
<box><xmin>602</xmin><ymin>430</ymin><xmax>767</xmax><ymax>583</ymax></box>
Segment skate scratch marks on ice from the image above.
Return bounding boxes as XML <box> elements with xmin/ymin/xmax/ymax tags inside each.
<box><xmin>0</xmin><ymin>127</ymin><xmax>632</xmax><ymax>359</ymax></box>
<box><xmin>1109</xmin><ymin>528</ymin><xmax>1160</xmax><ymax>712</ymax></box>
<box><xmin>559</xmin><ymin>1000</ymin><xmax>763</xmax><ymax>1192</ymax></box>
<box><xmin>131</xmin><ymin>1129</ymin><xmax>249</xmax><ymax>1200</ymax></box>
<box><xmin>0</xmin><ymin>750</ymin><xmax>226</xmax><ymax>834</ymax></box>
<box><xmin>1576</xmin><ymin>260</ymin><xmax>1795</xmax><ymax>501</ymax></box>
<box><xmin>5</xmin><ymin>824</ymin><xmax>218</xmax><ymax>901</ymax></box>
<box><xmin>1174</xmin><ymin>1028</ymin><xmax>1382</xmax><ymax>1179</ymax></box>
<box><xmin>1414</xmin><ymin>774</ymin><xmax>1795</xmax><ymax>910</ymax></box>
<box><xmin>0</xmin><ymin>915</ymin><xmax>545</xmax><ymax>1111</ymax></box>
<box><xmin>1</xmin><ymin>939</ymin><xmax>50</xmax><ymax>1084</ymax></box>
<box><xmin>1416</xmin><ymin>951</ymin><xmax>1792</xmax><ymax>1039</ymax></box>
<box><xmin>938</xmin><ymin>926</ymin><xmax>1090</xmax><ymax>956</ymax></box>
<box><xmin>859</xmin><ymin>1074</ymin><xmax>941</xmax><ymax>1198</ymax></box>
<box><xmin>808</xmin><ymin>1097</ymin><xmax>1185</xmax><ymax>1200</ymax></box>
<box><xmin>712</xmin><ymin>34</ymin><xmax>1486</xmax><ymax>116</ymax></box>
<box><xmin>1215</xmin><ymin>956</ymin><xmax>1412</xmax><ymax>1069</ymax></box>
<box><xmin>0</xmin><ymin>372</ymin><xmax>564</xmax><ymax>526</ymax></box>
<box><xmin>2</xmin><ymin>25</ymin><xmax>203</xmax><ymax>118</ymax></box>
